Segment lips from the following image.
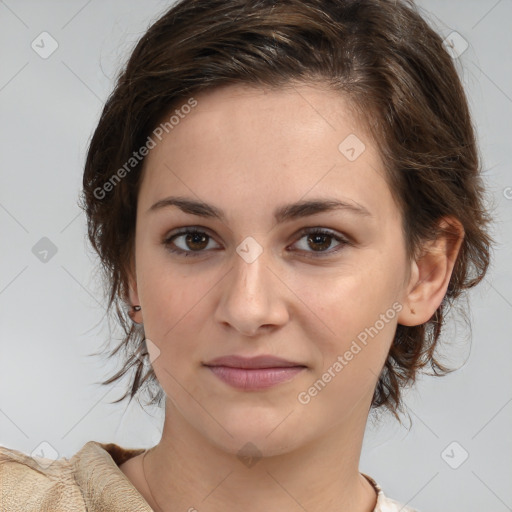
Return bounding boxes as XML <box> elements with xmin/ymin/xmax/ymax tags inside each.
<box><xmin>203</xmin><ymin>355</ymin><xmax>307</xmax><ymax>391</ymax></box>
<box><xmin>203</xmin><ymin>354</ymin><xmax>306</xmax><ymax>369</ymax></box>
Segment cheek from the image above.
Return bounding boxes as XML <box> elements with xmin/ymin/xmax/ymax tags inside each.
<box><xmin>140</xmin><ymin>268</ymin><xmax>204</xmax><ymax>330</ymax></box>
<box><xmin>294</xmin><ymin>274</ymin><xmax>401</xmax><ymax>418</ymax></box>
<box><xmin>136</xmin><ymin>257</ymin><xmax>215</xmax><ymax>367</ymax></box>
<box><xmin>298</xmin><ymin>258</ymin><xmax>402</xmax><ymax>368</ymax></box>
<box><xmin>138</xmin><ymin>267</ymin><xmax>213</xmax><ymax>399</ymax></box>
<box><xmin>136</xmin><ymin>232</ymin><xmax>208</xmax><ymax>322</ymax></box>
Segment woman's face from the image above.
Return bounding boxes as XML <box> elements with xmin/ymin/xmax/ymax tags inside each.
<box><xmin>130</xmin><ymin>83</ymin><xmax>414</xmax><ymax>455</ymax></box>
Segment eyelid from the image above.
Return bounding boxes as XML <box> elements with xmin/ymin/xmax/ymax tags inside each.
<box><xmin>291</xmin><ymin>227</ymin><xmax>351</xmax><ymax>258</ymax></box>
<box><xmin>163</xmin><ymin>226</ymin><xmax>221</xmax><ymax>254</ymax></box>
<box><xmin>163</xmin><ymin>225</ymin><xmax>351</xmax><ymax>258</ymax></box>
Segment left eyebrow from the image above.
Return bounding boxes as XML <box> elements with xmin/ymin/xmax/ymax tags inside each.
<box><xmin>147</xmin><ymin>196</ymin><xmax>373</xmax><ymax>223</ymax></box>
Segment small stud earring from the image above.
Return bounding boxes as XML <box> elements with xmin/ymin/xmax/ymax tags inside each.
<box><xmin>128</xmin><ymin>305</ymin><xmax>142</xmax><ymax>324</ymax></box>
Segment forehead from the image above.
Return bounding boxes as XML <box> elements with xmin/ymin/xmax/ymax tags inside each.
<box><xmin>138</xmin><ymin>83</ymin><xmax>395</xmax><ymax>223</ymax></box>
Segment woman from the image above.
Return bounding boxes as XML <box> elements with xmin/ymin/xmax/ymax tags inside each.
<box><xmin>0</xmin><ymin>0</ymin><xmax>493</xmax><ymax>510</ymax></box>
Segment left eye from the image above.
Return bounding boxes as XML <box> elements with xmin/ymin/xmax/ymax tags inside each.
<box><xmin>163</xmin><ymin>227</ymin><xmax>349</xmax><ymax>258</ymax></box>
<box><xmin>292</xmin><ymin>228</ymin><xmax>348</xmax><ymax>256</ymax></box>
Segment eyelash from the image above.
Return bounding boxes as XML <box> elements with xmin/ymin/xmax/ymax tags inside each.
<box><xmin>162</xmin><ymin>226</ymin><xmax>351</xmax><ymax>259</ymax></box>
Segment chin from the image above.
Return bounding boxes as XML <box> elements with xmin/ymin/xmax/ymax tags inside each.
<box><xmin>198</xmin><ymin>408</ymin><xmax>309</xmax><ymax>458</ymax></box>
<box><xmin>209</xmin><ymin>430</ymin><xmax>303</xmax><ymax>461</ymax></box>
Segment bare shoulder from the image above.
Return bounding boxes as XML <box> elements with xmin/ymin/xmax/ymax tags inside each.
<box><xmin>0</xmin><ymin>444</ymin><xmax>86</xmax><ymax>511</ymax></box>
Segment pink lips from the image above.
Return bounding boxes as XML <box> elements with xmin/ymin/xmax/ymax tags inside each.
<box><xmin>203</xmin><ymin>355</ymin><xmax>307</xmax><ymax>391</ymax></box>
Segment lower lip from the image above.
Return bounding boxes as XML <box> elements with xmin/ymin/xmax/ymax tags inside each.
<box><xmin>205</xmin><ymin>365</ymin><xmax>306</xmax><ymax>390</ymax></box>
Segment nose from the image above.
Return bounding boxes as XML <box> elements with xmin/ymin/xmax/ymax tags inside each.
<box><xmin>214</xmin><ymin>245</ymin><xmax>289</xmax><ymax>337</ymax></box>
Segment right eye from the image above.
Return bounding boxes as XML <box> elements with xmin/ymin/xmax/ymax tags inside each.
<box><xmin>163</xmin><ymin>227</ymin><xmax>221</xmax><ymax>257</ymax></box>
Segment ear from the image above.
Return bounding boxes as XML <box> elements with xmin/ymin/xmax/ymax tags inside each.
<box><xmin>397</xmin><ymin>216</ymin><xmax>464</xmax><ymax>327</ymax></box>
<box><xmin>127</xmin><ymin>259</ymin><xmax>143</xmax><ymax>324</ymax></box>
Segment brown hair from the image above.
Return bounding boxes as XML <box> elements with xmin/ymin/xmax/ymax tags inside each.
<box><xmin>81</xmin><ymin>0</ymin><xmax>494</xmax><ymax>422</ymax></box>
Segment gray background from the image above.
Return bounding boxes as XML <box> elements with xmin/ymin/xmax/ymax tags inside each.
<box><xmin>0</xmin><ymin>1</ymin><xmax>511</xmax><ymax>511</ymax></box>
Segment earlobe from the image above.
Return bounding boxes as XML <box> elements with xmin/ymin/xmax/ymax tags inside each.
<box><xmin>127</xmin><ymin>273</ymin><xmax>143</xmax><ymax>324</ymax></box>
<box><xmin>397</xmin><ymin>217</ymin><xmax>464</xmax><ymax>327</ymax></box>
<box><xmin>397</xmin><ymin>260</ymin><xmax>420</xmax><ymax>326</ymax></box>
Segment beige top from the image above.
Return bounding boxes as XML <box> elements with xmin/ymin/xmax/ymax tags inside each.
<box><xmin>0</xmin><ymin>441</ymin><xmax>420</xmax><ymax>511</ymax></box>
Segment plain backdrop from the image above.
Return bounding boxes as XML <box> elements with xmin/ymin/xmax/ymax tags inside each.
<box><xmin>0</xmin><ymin>1</ymin><xmax>511</xmax><ymax>511</ymax></box>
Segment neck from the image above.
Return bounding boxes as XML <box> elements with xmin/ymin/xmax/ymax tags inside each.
<box><xmin>141</xmin><ymin>396</ymin><xmax>378</xmax><ymax>512</ymax></box>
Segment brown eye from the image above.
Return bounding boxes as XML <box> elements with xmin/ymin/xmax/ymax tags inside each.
<box><xmin>291</xmin><ymin>228</ymin><xmax>350</xmax><ymax>257</ymax></box>
<box><xmin>163</xmin><ymin>227</ymin><xmax>350</xmax><ymax>259</ymax></box>
<box><xmin>182</xmin><ymin>232</ymin><xmax>209</xmax><ymax>251</ymax></box>
<box><xmin>163</xmin><ymin>228</ymin><xmax>219</xmax><ymax>256</ymax></box>
<box><xmin>306</xmin><ymin>233</ymin><xmax>333</xmax><ymax>251</ymax></box>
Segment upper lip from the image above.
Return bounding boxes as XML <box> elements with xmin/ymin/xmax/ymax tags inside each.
<box><xmin>203</xmin><ymin>355</ymin><xmax>306</xmax><ymax>369</ymax></box>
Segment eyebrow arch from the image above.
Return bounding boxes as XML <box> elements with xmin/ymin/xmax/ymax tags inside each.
<box><xmin>147</xmin><ymin>196</ymin><xmax>372</xmax><ymax>223</ymax></box>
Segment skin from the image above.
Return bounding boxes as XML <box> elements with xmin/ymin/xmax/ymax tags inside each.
<box><xmin>119</xmin><ymin>83</ymin><xmax>464</xmax><ymax>512</ymax></box>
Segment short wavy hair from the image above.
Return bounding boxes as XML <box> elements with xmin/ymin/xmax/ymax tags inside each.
<box><xmin>81</xmin><ymin>0</ymin><xmax>494</xmax><ymax>422</ymax></box>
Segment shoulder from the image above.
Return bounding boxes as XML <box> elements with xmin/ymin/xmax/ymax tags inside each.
<box><xmin>0</xmin><ymin>440</ymin><xmax>151</xmax><ymax>512</ymax></box>
<box><xmin>362</xmin><ymin>473</ymin><xmax>422</xmax><ymax>512</ymax></box>
<box><xmin>0</xmin><ymin>443</ymin><xmax>86</xmax><ymax>511</ymax></box>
